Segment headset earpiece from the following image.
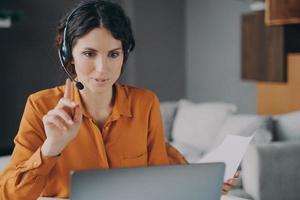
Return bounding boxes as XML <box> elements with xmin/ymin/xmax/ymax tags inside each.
<box><xmin>60</xmin><ymin>25</ymin><xmax>71</xmax><ymax>63</ymax></box>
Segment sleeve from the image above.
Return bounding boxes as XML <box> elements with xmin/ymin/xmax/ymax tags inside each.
<box><xmin>165</xmin><ymin>143</ymin><xmax>188</xmax><ymax>164</ymax></box>
<box><xmin>147</xmin><ymin>94</ymin><xmax>170</xmax><ymax>166</ymax></box>
<box><xmin>0</xmin><ymin>95</ymin><xmax>60</xmax><ymax>200</ymax></box>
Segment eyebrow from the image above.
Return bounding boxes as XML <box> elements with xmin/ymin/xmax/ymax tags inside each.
<box><xmin>82</xmin><ymin>47</ymin><xmax>122</xmax><ymax>52</ymax></box>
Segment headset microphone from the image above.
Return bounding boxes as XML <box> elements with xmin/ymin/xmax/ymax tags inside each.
<box><xmin>74</xmin><ymin>81</ymin><xmax>84</xmax><ymax>90</ymax></box>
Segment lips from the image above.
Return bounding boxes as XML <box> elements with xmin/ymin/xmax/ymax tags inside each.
<box><xmin>94</xmin><ymin>78</ymin><xmax>108</xmax><ymax>82</ymax></box>
<box><xmin>91</xmin><ymin>78</ymin><xmax>109</xmax><ymax>87</ymax></box>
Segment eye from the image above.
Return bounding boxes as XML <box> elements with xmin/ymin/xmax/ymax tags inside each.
<box><xmin>82</xmin><ymin>51</ymin><xmax>96</xmax><ymax>58</ymax></box>
<box><xmin>109</xmin><ymin>51</ymin><xmax>120</xmax><ymax>59</ymax></box>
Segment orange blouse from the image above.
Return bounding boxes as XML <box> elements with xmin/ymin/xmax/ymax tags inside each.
<box><xmin>0</xmin><ymin>82</ymin><xmax>186</xmax><ymax>200</ymax></box>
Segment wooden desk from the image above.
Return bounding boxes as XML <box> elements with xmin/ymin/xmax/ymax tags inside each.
<box><xmin>38</xmin><ymin>195</ymin><xmax>249</xmax><ymax>200</ymax></box>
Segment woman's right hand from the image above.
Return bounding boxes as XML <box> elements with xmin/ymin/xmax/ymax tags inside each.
<box><xmin>41</xmin><ymin>79</ymin><xmax>83</xmax><ymax>156</ymax></box>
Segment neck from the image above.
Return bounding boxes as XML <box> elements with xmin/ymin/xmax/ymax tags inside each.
<box><xmin>79</xmin><ymin>85</ymin><xmax>115</xmax><ymax>118</ymax></box>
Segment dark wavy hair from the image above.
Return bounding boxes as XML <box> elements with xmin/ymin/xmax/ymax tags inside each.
<box><xmin>55</xmin><ymin>0</ymin><xmax>135</xmax><ymax>78</ymax></box>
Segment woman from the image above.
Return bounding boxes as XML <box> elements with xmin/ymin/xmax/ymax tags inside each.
<box><xmin>0</xmin><ymin>1</ymin><xmax>237</xmax><ymax>199</ymax></box>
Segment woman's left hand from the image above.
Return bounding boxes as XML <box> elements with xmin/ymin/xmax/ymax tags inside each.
<box><xmin>222</xmin><ymin>171</ymin><xmax>240</xmax><ymax>195</ymax></box>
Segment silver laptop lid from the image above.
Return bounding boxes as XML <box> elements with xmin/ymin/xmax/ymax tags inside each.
<box><xmin>71</xmin><ymin>163</ymin><xmax>225</xmax><ymax>200</ymax></box>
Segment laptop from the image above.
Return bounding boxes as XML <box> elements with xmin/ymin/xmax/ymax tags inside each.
<box><xmin>70</xmin><ymin>163</ymin><xmax>225</xmax><ymax>200</ymax></box>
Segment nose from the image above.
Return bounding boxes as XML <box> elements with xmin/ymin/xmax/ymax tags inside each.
<box><xmin>95</xmin><ymin>56</ymin><xmax>107</xmax><ymax>73</ymax></box>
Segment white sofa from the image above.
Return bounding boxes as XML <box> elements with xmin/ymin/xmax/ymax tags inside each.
<box><xmin>160</xmin><ymin>99</ymin><xmax>300</xmax><ymax>200</ymax></box>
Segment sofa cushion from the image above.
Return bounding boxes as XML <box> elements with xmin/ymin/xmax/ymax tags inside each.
<box><xmin>210</xmin><ymin>114</ymin><xmax>273</xmax><ymax>150</ymax></box>
<box><xmin>160</xmin><ymin>101</ymin><xmax>178</xmax><ymax>142</ymax></box>
<box><xmin>273</xmin><ymin>111</ymin><xmax>300</xmax><ymax>141</ymax></box>
<box><xmin>171</xmin><ymin>100</ymin><xmax>237</xmax><ymax>162</ymax></box>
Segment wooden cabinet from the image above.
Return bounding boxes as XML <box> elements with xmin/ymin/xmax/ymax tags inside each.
<box><xmin>266</xmin><ymin>0</ymin><xmax>300</xmax><ymax>26</ymax></box>
<box><xmin>241</xmin><ymin>11</ymin><xmax>300</xmax><ymax>82</ymax></box>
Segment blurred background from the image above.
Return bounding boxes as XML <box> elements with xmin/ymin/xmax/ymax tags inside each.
<box><xmin>0</xmin><ymin>0</ymin><xmax>257</xmax><ymax>154</ymax></box>
<box><xmin>3</xmin><ymin>1</ymin><xmax>300</xmax><ymax>199</ymax></box>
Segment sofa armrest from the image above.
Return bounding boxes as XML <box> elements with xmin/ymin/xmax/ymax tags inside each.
<box><xmin>242</xmin><ymin>141</ymin><xmax>300</xmax><ymax>200</ymax></box>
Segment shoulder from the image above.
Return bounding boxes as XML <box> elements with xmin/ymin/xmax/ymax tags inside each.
<box><xmin>26</xmin><ymin>85</ymin><xmax>65</xmax><ymax>115</ymax></box>
<box><xmin>29</xmin><ymin>85</ymin><xmax>64</xmax><ymax>101</ymax></box>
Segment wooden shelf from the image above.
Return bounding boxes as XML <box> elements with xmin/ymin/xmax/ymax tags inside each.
<box><xmin>241</xmin><ymin>11</ymin><xmax>300</xmax><ymax>82</ymax></box>
<box><xmin>265</xmin><ymin>0</ymin><xmax>300</xmax><ymax>26</ymax></box>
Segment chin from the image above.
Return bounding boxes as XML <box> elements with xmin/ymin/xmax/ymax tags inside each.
<box><xmin>90</xmin><ymin>86</ymin><xmax>111</xmax><ymax>93</ymax></box>
<box><xmin>86</xmin><ymin>79</ymin><xmax>114</xmax><ymax>93</ymax></box>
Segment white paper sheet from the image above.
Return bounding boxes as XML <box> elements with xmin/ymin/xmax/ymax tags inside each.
<box><xmin>197</xmin><ymin>134</ymin><xmax>254</xmax><ymax>181</ymax></box>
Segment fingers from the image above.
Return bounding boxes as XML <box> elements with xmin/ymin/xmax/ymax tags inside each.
<box><xmin>222</xmin><ymin>182</ymin><xmax>232</xmax><ymax>195</ymax></box>
<box><xmin>64</xmin><ymin>79</ymin><xmax>72</xmax><ymax>99</ymax></box>
<box><xmin>58</xmin><ymin>79</ymin><xmax>77</xmax><ymax>113</ymax></box>
<box><xmin>234</xmin><ymin>171</ymin><xmax>240</xmax><ymax>178</ymax></box>
<box><xmin>222</xmin><ymin>173</ymin><xmax>240</xmax><ymax>195</ymax></box>
<box><xmin>227</xmin><ymin>179</ymin><xmax>237</xmax><ymax>187</ymax></box>
<box><xmin>225</xmin><ymin>171</ymin><xmax>240</xmax><ymax>187</ymax></box>
<box><xmin>224</xmin><ymin>182</ymin><xmax>233</xmax><ymax>189</ymax></box>
<box><xmin>48</xmin><ymin>109</ymin><xmax>74</xmax><ymax>125</ymax></box>
<box><xmin>56</xmin><ymin>97</ymin><xmax>77</xmax><ymax>109</ymax></box>
<box><xmin>43</xmin><ymin>113</ymin><xmax>68</xmax><ymax>131</ymax></box>
<box><xmin>222</xmin><ymin>189</ymin><xmax>228</xmax><ymax>195</ymax></box>
<box><xmin>226</xmin><ymin>176</ymin><xmax>239</xmax><ymax>186</ymax></box>
<box><xmin>43</xmin><ymin>105</ymin><xmax>82</xmax><ymax>129</ymax></box>
<box><xmin>73</xmin><ymin>105</ymin><xmax>83</xmax><ymax>123</ymax></box>
<box><xmin>224</xmin><ymin>171</ymin><xmax>240</xmax><ymax>186</ymax></box>
<box><xmin>43</xmin><ymin>79</ymin><xmax>82</xmax><ymax>132</ymax></box>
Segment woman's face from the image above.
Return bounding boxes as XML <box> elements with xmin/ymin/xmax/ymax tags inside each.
<box><xmin>72</xmin><ymin>27</ymin><xmax>124</xmax><ymax>94</ymax></box>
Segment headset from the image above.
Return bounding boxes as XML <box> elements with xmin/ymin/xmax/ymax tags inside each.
<box><xmin>58</xmin><ymin>0</ymin><xmax>133</xmax><ymax>90</ymax></box>
<box><xmin>58</xmin><ymin>2</ymin><xmax>89</xmax><ymax>90</ymax></box>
